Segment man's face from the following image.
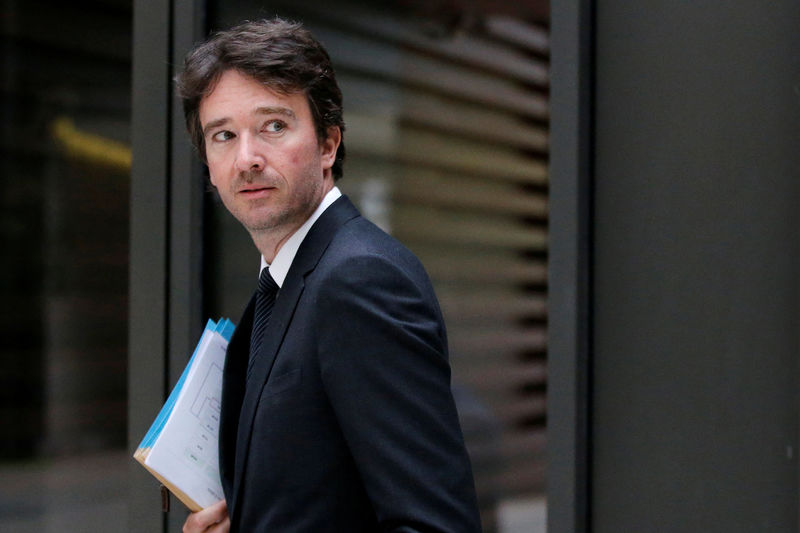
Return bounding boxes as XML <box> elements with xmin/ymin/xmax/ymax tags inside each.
<box><xmin>199</xmin><ymin>69</ymin><xmax>339</xmax><ymax>243</ymax></box>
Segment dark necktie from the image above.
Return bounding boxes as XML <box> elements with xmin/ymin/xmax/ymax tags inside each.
<box><xmin>248</xmin><ymin>267</ymin><xmax>279</xmax><ymax>377</ymax></box>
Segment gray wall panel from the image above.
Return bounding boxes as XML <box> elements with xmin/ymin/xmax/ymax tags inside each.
<box><xmin>592</xmin><ymin>2</ymin><xmax>800</xmax><ymax>531</ymax></box>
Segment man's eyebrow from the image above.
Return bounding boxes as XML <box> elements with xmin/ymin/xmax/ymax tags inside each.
<box><xmin>203</xmin><ymin>117</ymin><xmax>229</xmax><ymax>138</ymax></box>
<box><xmin>255</xmin><ymin>106</ymin><xmax>296</xmax><ymax>119</ymax></box>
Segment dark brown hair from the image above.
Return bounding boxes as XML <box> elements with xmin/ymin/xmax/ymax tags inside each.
<box><xmin>175</xmin><ymin>18</ymin><xmax>346</xmax><ymax>179</ymax></box>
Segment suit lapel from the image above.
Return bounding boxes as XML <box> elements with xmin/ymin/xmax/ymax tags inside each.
<box><xmin>230</xmin><ymin>195</ymin><xmax>360</xmax><ymax>509</ymax></box>
<box><xmin>219</xmin><ymin>294</ymin><xmax>254</xmax><ymax>512</ymax></box>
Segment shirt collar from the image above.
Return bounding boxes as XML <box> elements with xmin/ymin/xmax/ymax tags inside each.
<box><xmin>260</xmin><ymin>186</ymin><xmax>342</xmax><ymax>287</ymax></box>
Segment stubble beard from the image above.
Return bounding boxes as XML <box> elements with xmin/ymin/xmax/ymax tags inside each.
<box><xmin>230</xmin><ymin>168</ymin><xmax>323</xmax><ymax>240</ymax></box>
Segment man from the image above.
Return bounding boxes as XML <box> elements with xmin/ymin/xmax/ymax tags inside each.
<box><xmin>177</xmin><ymin>18</ymin><xmax>481</xmax><ymax>532</ymax></box>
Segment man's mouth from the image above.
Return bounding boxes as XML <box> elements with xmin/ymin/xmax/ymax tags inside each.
<box><xmin>239</xmin><ymin>185</ymin><xmax>276</xmax><ymax>197</ymax></box>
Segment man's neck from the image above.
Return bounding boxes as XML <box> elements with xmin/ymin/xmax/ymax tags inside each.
<box><xmin>257</xmin><ymin>186</ymin><xmax>342</xmax><ymax>288</ymax></box>
<box><xmin>252</xmin><ymin>181</ymin><xmax>335</xmax><ymax>263</ymax></box>
<box><xmin>252</xmin><ymin>218</ymin><xmax>311</xmax><ymax>264</ymax></box>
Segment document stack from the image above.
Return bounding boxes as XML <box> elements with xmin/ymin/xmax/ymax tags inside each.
<box><xmin>134</xmin><ymin>318</ymin><xmax>235</xmax><ymax>511</ymax></box>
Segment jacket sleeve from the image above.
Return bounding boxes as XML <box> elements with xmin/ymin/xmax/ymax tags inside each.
<box><xmin>315</xmin><ymin>252</ymin><xmax>482</xmax><ymax>532</ymax></box>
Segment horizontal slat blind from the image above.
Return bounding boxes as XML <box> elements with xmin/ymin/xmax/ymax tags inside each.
<box><xmin>299</xmin><ymin>0</ymin><xmax>549</xmax><ymax>516</ymax></box>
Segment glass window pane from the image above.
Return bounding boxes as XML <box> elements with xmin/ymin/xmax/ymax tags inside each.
<box><xmin>0</xmin><ymin>2</ymin><xmax>132</xmax><ymax>530</ymax></box>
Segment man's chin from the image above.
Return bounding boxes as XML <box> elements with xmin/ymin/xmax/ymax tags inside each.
<box><xmin>240</xmin><ymin>212</ymin><xmax>292</xmax><ymax>235</ymax></box>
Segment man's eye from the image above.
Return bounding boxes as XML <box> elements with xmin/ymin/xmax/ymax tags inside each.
<box><xmin>212</xmin><ymin>130</ymin><xmax>235</xmax><ymax>142</ymax></box>
<box><xmin>264</xmin><ymin>120</ymin><xmax>286</xmax><ymax>133</ymax></box>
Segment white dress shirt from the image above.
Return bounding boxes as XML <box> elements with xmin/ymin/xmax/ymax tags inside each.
<box><xmin>259</xmin><ymin>186</ymin><xmax>342</xmax><ymax>288</ymax></box>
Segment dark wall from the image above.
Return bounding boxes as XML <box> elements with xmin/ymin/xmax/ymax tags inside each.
<box><xmin>592</xmin><ymin>2</ymin><xmax>800</xmax><ymax>531</ymax></box>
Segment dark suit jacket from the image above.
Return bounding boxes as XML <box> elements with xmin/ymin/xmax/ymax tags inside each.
<box><xmin>219</xmin><ymin>196</ymin><xmax>482</xmax><ymax>532</ymax></box>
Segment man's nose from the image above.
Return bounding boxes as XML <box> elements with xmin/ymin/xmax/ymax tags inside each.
<box><xmin>234</xmin><ymin>134</ymin><xmax>265</xmax><ymax>173</ymax></box>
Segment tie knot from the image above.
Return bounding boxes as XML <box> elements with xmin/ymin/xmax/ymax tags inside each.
<box><xmin>258</xmin><ymin>268</ymin><xmax>279</xmax><ymax>295</ymax></box>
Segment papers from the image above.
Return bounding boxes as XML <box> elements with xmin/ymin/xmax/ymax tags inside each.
<box><xmin>134</xmin><ymin>318</ymin><xmax>235</xmax><ymax>511</ymax></box>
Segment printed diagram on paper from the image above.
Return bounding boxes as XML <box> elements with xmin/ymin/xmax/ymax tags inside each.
<box><xmin>185</xmin><ymin>362</ymin><xmax>224</xmax><ymax>483</ymax></box>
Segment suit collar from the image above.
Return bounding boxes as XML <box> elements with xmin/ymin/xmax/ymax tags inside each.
<box><xmin>281</xmin><ymin>194</ymin><xmax>359</xmax><ymax>282</ymax></box>
<box><xmin>266</xmin><ymin>186</ymin><xmax>342</xmax><ymax>287</ymax></box>
<box><xmin>230</xmin><ymin>195</ymin><xmax>360</xmax><ymax>513</ymax></box>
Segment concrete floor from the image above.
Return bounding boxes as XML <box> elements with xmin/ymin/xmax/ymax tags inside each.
<box><xmin>0</xmin><ymin>450</ymin><xmax>546</xmax><ymax>532</ymax></box>
<box><xmin>0</xmin><ymin>450</ymin><xmax>128</xmax><ymax>533</ymax></box>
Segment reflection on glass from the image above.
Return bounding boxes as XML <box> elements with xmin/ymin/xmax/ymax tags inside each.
<box><xmin>0</xmin><ymin>2</ymin><xmax>132</xmax><ymax>531</ymax></box>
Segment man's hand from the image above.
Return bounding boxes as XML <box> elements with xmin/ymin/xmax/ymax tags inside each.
<box><xmin>183</xmin><ymin>499</ymin><xmax>229</xmax><ymax>533</ymax></box>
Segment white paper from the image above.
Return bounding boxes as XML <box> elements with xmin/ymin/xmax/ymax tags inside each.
<box><xmin>144</xmin><ymin>329</ymin><xmax>228</xmax><ymax>508</ymax></box>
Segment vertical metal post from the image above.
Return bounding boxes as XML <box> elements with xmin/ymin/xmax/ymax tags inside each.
<box><xmin>547</xmin><ymin>0</ymin><xmax>594</xmax><ymax>532</ymax></box>
<box><xmin>129</xmin><ymin>1</ymin><xmax>207</xmax><ymax>531</ymax></box>
<box><xmin>128</xmin><ymin>0</ymin><xmax>172</xmax><ymax>531</ymax></box>
<box><xmin>166</xmin><ymin>1</ymin><xmax>207</xmax><ymax>531</ymax></box>
<box><xmin>168</xmin><ymin>0</ymin><xmax>207</xmax><ymax>385</ymax></box>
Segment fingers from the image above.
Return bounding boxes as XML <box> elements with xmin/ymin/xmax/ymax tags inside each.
<box><xmin>203</xmin><ymin>499</ymin><xmax>228</xmax><ymax>523</ymax></box>
<box><xmin>183</xmin><ymin>499</ymin><xmax>228</xmax><ymax>533</ymax></box>
<box><xmin>207</xmin><ymin>516</ymin><xmax>230</xmax><ymax>533</ymax></box>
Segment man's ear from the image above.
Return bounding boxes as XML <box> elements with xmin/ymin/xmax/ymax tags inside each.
<box><xmin>320</xmin><ymin>126</ymin><xmax>341</xmax><ymax>170</ymax></box>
